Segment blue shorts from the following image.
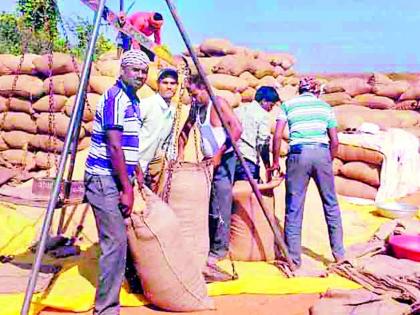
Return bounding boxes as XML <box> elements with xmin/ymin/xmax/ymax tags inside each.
<box><xmin>116</xmin><ymin>32</ymin><xmax>132</xmax><ymax>51</ymax></box>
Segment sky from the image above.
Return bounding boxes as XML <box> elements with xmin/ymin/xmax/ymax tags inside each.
<box><xmin>1</xmin><ymin>0</ymin><xmax>419</xmax><ymax>73</ymax></box>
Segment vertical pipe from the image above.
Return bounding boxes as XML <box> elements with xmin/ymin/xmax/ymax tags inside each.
<box><xmin>164</xmin><ymin>0</ymin><xmax>295</xmax><ymax>270</ymax></box>
<box><xmin>20</xmin><ymin>1</ymin><xmax>107</xmax><ymax>313</ymax></box>
<box><xmin>120</xmin><ymin>0</ymin><xmax>124</xmax><ymax>11</ymax></box>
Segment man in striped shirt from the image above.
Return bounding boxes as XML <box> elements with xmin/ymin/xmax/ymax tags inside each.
<box><xmin>84</xmin><ymin>50</ymin><xmax>149</xmax><ymax>315</ymax></box>
<box><xmin>271</xmin><ymin>76</ymin><xmax>345</xmax><ymax>273</ymax></box>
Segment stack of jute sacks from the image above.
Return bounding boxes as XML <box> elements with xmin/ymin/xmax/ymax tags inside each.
<box><xmin>0</xmin><ymin>52</ymin><xmax>100</xmax><ymax>174</ymax></box>
<box><xmin>319</xmin><ymin>73</ymin><xmax>420</xmax><ymax>200</ymax></box>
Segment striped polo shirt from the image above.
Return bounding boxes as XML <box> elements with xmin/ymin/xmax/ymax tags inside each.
<box><xmin>85</xmin><ymin>79</ymin><xmax>141</xmax><ymax>176</ymax></box>
<box><xmin>276</xmin><ymin>92</ymin><xmax>337</xmax><ymax>146</ymax></box>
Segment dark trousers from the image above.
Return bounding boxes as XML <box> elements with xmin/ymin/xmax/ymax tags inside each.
<box><xmin>208</xmin><ymin>152</ymin><xmax>236</xmax><ymax>259</ymax></box>
<box><xmin>285</xmin><ymin>145</ymin><xmax>345</xmax><ymax>266</ymax></box>
<box><xmin>234</xmin><ymin>158</ymin><xmax>260</xmax><ymax>181</ymax></box>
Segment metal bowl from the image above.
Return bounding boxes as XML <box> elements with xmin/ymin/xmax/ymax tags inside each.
<box><xmin>375</xmin><ymin>202</ymin><xmax>418</xmax><ymax>219</ymax></box>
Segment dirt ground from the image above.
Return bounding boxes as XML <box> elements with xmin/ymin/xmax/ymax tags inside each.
<box><xmin>40</xmin><ymin>293</ymin><xmax>320</xmax><ymax>315</ymax></box>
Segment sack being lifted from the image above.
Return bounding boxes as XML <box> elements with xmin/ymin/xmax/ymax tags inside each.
<box><xmin>126</xmin><ymin>187</ymin><xmax>214</xmax><ymax>312</ymax></box>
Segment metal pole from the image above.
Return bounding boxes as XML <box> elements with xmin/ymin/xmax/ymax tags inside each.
<box><xmin>164</xmin><ymin>0</ymin><xmax>295</xmax><ymax>270</ymax></box>
<box><xmin>120</xmin><ymin>0</ymin><xmax>124</xmax><ymax>12</ymax></box>
<box><xmin>20</xmin><ymin>1</ymin><xmax>107</xmax><ymax>314</ymax></box>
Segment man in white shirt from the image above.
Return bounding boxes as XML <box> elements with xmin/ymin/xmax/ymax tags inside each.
<box><xmin>139</xmin><ymin>68</ymin><xmax>178</xmax><ymax>191</ymax></box>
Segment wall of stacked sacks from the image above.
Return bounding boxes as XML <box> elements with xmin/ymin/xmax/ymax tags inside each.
<box><xmin>0</xmin><ymin>38</ymin><xmax>419</xmax><ymax>200</ymax></box>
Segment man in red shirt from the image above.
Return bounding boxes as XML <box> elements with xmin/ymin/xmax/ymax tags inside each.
<box><xmin>116</xmin><ymin>11</ymin><xmax>164</xmax><ymax>60</ymax></box>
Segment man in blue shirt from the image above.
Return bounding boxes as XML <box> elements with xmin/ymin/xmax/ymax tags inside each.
<box><xmin>84</xmin><ymin>49</ymin><xmax>150</xmax><ymax>315</ymax></box>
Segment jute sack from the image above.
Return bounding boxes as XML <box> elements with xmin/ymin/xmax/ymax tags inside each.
<box><xmin>96</xmin><ymin>59</ymin><xmax>120</xmax><ymax>77</ymax></box>
<box><xmin>64</xmin><ymin>93</ymin><xmax>100</xmax><ymax>122</ymax></box>
<box><xmin>158</xmin><ymin>160</ymin><xmax>213</xmax><ymax>270</ymax></box>
<box><xmin>213</xmin><ymin>89</ymin><xmax>241</xmax><ymax>108</ymax></box>
<box><xmin>0</xmin><ymin>54</ymin><xmax>38</xmax><ymax>75</ymax></box>
<box><xmin>398</xmin><ymin>84</ymin><xmax>420</xmax><ymax>101</ymax></box>
<box><xmin>241</xmin><ymin>87</ymin><xmax>256</xmax><ymax>102</ymax></box>
<box><xmin>30</xmin><ymin>135</ymin><xmax>64</xmax><ymax>153</ymax></box>
<box><xmin>239</xmin><ymin>71</ymin><xmax>260</xmax><ymax>88</ymax></box>
<box><xmin>43</xmin><ymin>73</ymin><xmax>82</xmax><ymax>96</ymax></box>
<box><xmin>35</xmin><ymin>151</ymin><xmax>58</xmax><ymax>170</ymax></box>
<box><xmin>340</xmin><ymin>161</ymin><xmax>381</xmax><ymax>187</ymax></box>
<box><xmin>334</xmin><ymin>176</ymin><xmax>378</xmax><ymax>200</ymax></box>
<box><xmin>367</xmin><ymin>72</ymin><xmax>393</xmax><ymax>85</ymax></box>
<box><xmin>33</xmin><ymin>52</ymin><xmax>80</xmax><ymax>75</ymax></box>
<box><xmin>7</xmin><ymin>97</ymin><xmax>33</xmax><ymax>114</ymax></box>
<box><xmin>212</xmin><ymin>54</ymin><xmax>250</xmax><ymax>76</ymax></box>
<box><xmin>32</xmin><ymin>95</ymin><xmax>68</xmax><ymax>112</ymax></box>
<box><xmin>333</xmin><ymin>158</ymin><xmax>343</xmax><ymax>175</ymax></box>
<box><xmin>127</xmin><ymin>187</ymin><xmax>214</xmax><ymax>312</ymax></box>
<box><xmin>320</xmin><ymin>92</ymin><xmax>352</xmax><ymax>106</ymax></box>
<box><xmin>229</xmin><ymin>179</ymin><xmax>282</xmax><ymax>261</ymax></box>
<box><xmin>0</xmin><ymin>149</ymin><xmax>36</xmax><ymax>171</ymax></box>
<box><xmin>0</xmin><ymin>112</ymin><xmax>37</xmax><ymax>134</ymax></box>
<box><xmin>335</xmin><ymin>112</ymin><xmax>365</xmax><ymax>132</ymax></box>
<box><xmin>89</xmin><ymin>75</ymin><xmax>115</xmax><ymax>94</ymax></box>
<box><xmin>324</xmin><ymin>78</ymin><xmax>372</xmax><ymax>97</ymax></box>
<box><xmin>36</xmin><ymin>112</ymin><xmax>85</xmax><ymax>139</ymax></box>
<box><xmin>258</xmin><ymin>75</ymin><xmax>279</xmax><ymax>88</ymax></box>
<box><xmin>371</xmin><ymin>81</ymin><xmax>410</xmax><ymax>99</ymax></box>
<box><xmin>2</xmin><ymin>131</ymin><xmax>34</xmax><ymax>149</ymax></box>
<box><xmin>207</xmin><ymin>73</ymin><xmax>249</xmax><ymax>93</ymax></box>
<box><xmin>337</xmin><ymin>144</ymin><xmax>383</xmax><ymax>166</ymax></box>
<box><xmin>0</xmin><ymin>96</ymin><xmax>8</xmax><ymax>112</ymax></box>
<box><xmin>394</xmin><ymin>100</ymin><xmax>419</xmax><ymax>110</ymax></box>
<box><xmin>0</xmin><ymin>75</ymin><xmax>44</xmax><ymax>99</ymax></box>
<box><xmin>0</xmin><ymin>133</ymin><xmax>9</xmax><ymax>151</ymax></box>
<box><xmin>199</xmin><ymin>38</ymin><xmax>236</xmax><ymax>56</ymax></box>
<box><xmin>248</xmin><ymin>59</ymin><xmax>275</xmax><ymax>79</ymax></box>
<box><xmin>354</xmin><ymin>94</ymin><xmax>395</xmax><ymax>109</ymax></box>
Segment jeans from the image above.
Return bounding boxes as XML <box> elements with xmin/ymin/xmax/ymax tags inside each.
<box><xmin>285</xmin><ymin>145</ymin><xmax>345</xmax><ymax>266</ymax></box>
<box><xmin>84</xmin><ymin>174</ymin><xmax>128</xmax><ymax>315</ymax></box>
<box><xmin>209</xmin><ymin>151</ymin><xmax>236</xmax><ymax>259</ymax></box>
<box><xmin>234</xmin><ymin>158</ymin><xmax>260</xmax><ymax>181</ymax></box>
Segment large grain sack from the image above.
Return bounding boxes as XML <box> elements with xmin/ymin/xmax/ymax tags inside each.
<box><xmin>239</xmin><ymin>71</ymin><xmax>260</xmax><ymax>88</ymax></box>
<box><xmin>89</xmin><ymin>75</ymin><xmax>115</xmax><ymax>94</ymax></box>
<box><xmin>208</xmin><ymin>73</ymin><xmax>248</xmax><ymax>93</ymax></box>
<box><xmin>257</xmin><ymin>52</ymin><xmax>296</xmax><ymax>70</ymax></box>
<box><xmin>82</xmin><ymin>121</ymin><xmax>94</xmax><ymax>136</ymax></box>
<box><xmin>199</xmin><ymin>38</ymin><xmax>236</xmax><ymax>56</ymax></box>
<box><xmin>337</xmin><ymin>144</ymin><xmax>383</xmax><ymax>166</ymax></box>
<box><xmin>248</xmin><ymin>59</ymin><xmax>275</xmax><ymax>79</ymax></box>
<box><xmin>96</xmin><ymin>59</ymin><xmax>120</xmax><ymax>77</ymax></box>
<box><xmin>32</xmin><ymin>95</ymin><xmax>68</xmax><ymax>112</ymax></box>
<box><xmin>2</xmin><ymin>131</ymin><xmax>34</xmax><ymax>149</ymax></box>
<box><xmin>230</xmin><ymin>180</ymin><xmax>281</xmax><ymax>261</ymax></box>
<box><xmin>320</xmin><ymin>92</ymin><xmax>352</xmax><ymax>106</ymax></box>
<box><xmin>358</xmin><ymin>109</ymin><xmax>401</xmax><ymax>130</ymax></box>
<box><xmin>0</xmin><ymin>112</ymin><xmax>37</xmax><ymax>133</ymax></box>
<box><xmin>282</xmin><ymin>76</ymin><xmax>300</xmax><ymax>86</ymax></box>
<box><xmin>367</xmin><ymin>72</ymin><xmax>393</xmax><ymax>85</ymax></box>
<box><xmin>333</xmin><ymin>104</ymin><xmax>370</xmax><ymax>113</ymax></box>
<box><xmin>214</xmin><ymin>89</ymin><xmax>241</xmax><ymax>108</ymax></box>
<box><xmin>334</xmin><ymin>176</ymin><xmax>378</xmax><ymax>200</ymax></box>
<box><xmin>64</xmin><ymin>93</ymin><xmax>100</xmax><ymax>122</ymax></box>
<box><xmin>277</xmin><ymin>84</ymin><xmax>298</xmax><ymax>102</ymax></box>
<box><xmin>0</xmin><ymin>54</ymin><xmax>38</xmax><ymax>75</ymax></box>
<box><xmin>273</xmin><ymin>66</ymin><xmax>285</xmax><ymax>78</ymax></box>
<box><xmin>183</xmin><ymin>56</ymin><xmax>223</xmax><ymax>75</ymax></box>
<box><xmin>127</xmin><ymin>187</ymin><xmax>214</xmax><ymax>312</ymax></box>
<box><xmin>182</xmin><ymin>45</ymin><xmax>206</xmax><ymax>57</ymax></box>
<box><xmin>98</xmin><ymin>50</ymin><xmax>118</xmax><ymax>61</ymax></box>
<box><xmin>371</xmin><ymin>81</ymin><xmax>410</xmax><ymax>99</ymax></box>
<box><xmin>30</xmin><ymin>135</ymin><xmax>64</xmax><ymax>153</ymax></box>
<box><xmin>399</xmin><ymin>84</ymin><xmax>420</xmax><ymax>101</ymax></box>
<box><xmin>0</xmin><ymin>133</ymin><xmax>8</xmax><ymax>151</ymax></box>
<box><xmin>394</xmin><ymin>100</ymin><xmax>419</xmax><ymax>110</ymax></box>
<box><xmin>7</xmin><ymin>97</ymin><xmax>33</xmax><ymax>114</ymax></box>
<box><xmin>354</xmin><ymin>94</ymin><xmax>395</xmax><ymax>109</ymax></box>
<box><xmin>77</xmin><ymin>136</ymin><xmax>91</xmax><ymax>151</ymax></box>
<box><xmin>35</xmin><ymin>151</ymin><xmax>58</xmax><ymax>170</ymax></box>
<box><xmin>258</xmin><ymin>75</ymin><xmax>279</xmax><ymax>88</ymax></box>
<box><xmin>0</xmin><ymin>96</ymin><xmax>8</xmax><ymax>112</ymax></box>
<box><xmin>333</xmin><ymin>158</ymin><xmax>343</xmax><ymax>175</ymax></box>
<box><xmin>241</xmin><ymin>87</ymin><xmax>256</xmax><ymax>102</ymax></box>
<box><xmin>340</xmin><ymin>161</ymin><xmax>380</xmax><ymax>187</ymax></box>
<box><xmin>36</xmin><ymin>113</ymin><xmax>85</xmax><ymax>139</ymax></box>
<box><xmin>335</xmin><ymin>112</ymin><xmax>365</xmax><ymax>132</ymax></box>
<box><xmin>386</xmin><ymin>110</ymin><xmax>419</xmax><ymax>128</ymax></box>
<box><xmin>0</xmin><ymin>149</ymin><xmax>36</xmax><ymax>171</ymax></box>
<box><xmin>158</xmin><ymin>160</ymin><xmax>213</xmax><ymax>270</ymax></box>
<box><xmin>325</xmin><ymin>78</ymin><xmax>371</xmax><ymax>97</ymax></box>
<box><xmin>43</xmin><ymin>72</ymin><xmax>82</xmax><ymax>96</ymax></box>
<box><xmin>212</xmin><ymin>54</ymin><xmax>249</xmax><ymax>76</ymax></box>
<box><xmin>33</xmin><ymin>53</ymin><xmax>79</xmax><ymax>75</ymax></box>
<box><xmin>145</xmin><ymin>62</ymin><xmax>159</xmax><ymax>91</ymax></box>
<box><xmin>0</xmin><ymin>75</ymin><xmax>44</xmax><ymax>99</ymax></box>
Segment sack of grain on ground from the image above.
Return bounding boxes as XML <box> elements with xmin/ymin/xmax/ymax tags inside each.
<box><xmin>367</xmin><ymin>72</ymin><xmax>393</xmax><ymax>85</ymax></box>
<box><xmin>258</xmin><ymin>75</ymin><xmax>279</xmax><ymax>88</ymax></box>
<box><xmin>0</xmin><ymin>133</ymin><xmax>8</xmax><ymax>151</ymax></box>
<box><xmin>35</xmin><ymin>151</ymin><xmax>59</xmax><ymax>170</ymax></box>
<box><xmin>247</xmin><ymin>59</ymin><xmax>276</xmax><ymax>79</ymax></box>
<box><xmin>239</xmin><ymin>71</ymin><xmax>260</xmax><ymax>88</ymax></box>
<box><xmin>0</xmin><ymin>75</ymin><xmax>44</xmax><ymax>99</ymax></box>
<box><xmin>241</xmin><ymin>87</ymin><xmax>256</xmax><ymax>102</ymax></box>
<box><xmin>214</xmin><ymin>89</ymin><xmax>242</xmax><ymax>108</ymax></box>
<box><xmin>277</xmin><ymin>84</ymin><xmax>298</xmax><ymax>102</ymax></box>
<box><xmin>212</xmin><ymin>54</ymin><xmax>250</xmax><ymax>76</ymax></box>
<box><xmin>0</xmin><ymin>149</ymin><xmax>36</xmax><ymax>171</ymax></box>
<box><xmin>7</xmin><ymin>97</ymin><xmax>34</xmax><ymax>114</ymax></box>
<box><xmin>337</xmin><ymin>144</ymin><xmax>383</xmax><ymax>166</ymax></box>
<box><xmin>371</xmin><ymin>81</ymin><xmax>410</xmax><ymax>99</ymax></box>
<box><xmin>89</xmin><ymin>75</ymin><xmax>116</xmax><ymax>95</ymax></box>
<box><xmin>43</xmin><ymin>72</ymin><xmax>83</xmax><ymax>97</ymax></box>
<box><xmin>36</xmin><ymin>112</ymin><xmax>85</xmax><ymax>139</ymax></box>
<box><xmin>0</xmin><ymin>54</ymin><xmax>39</xmax><ymax>75</ymax></box>
<box><xmin>320</xmin><ymin>92</ymin><xmax>352</xmax><ymax>106</ymax></box>
<box><xmin>334</xmin><ymin>176</ymin><xmax>378</xmax><ymax>200</ymax></box>
<box><xmin>398</xmin><ymin>84</ymin><xmax>420</xmax><ymax>101</ymax></box>
<box><xmin>32</xmin><ymin>94</ymin><xmax>68</xmax><ymax>112</ymax></box>
<box><xmin>335</xmin><ymin>112</ymin><xmax>365</xmax><ymax>132</ymax></box>
<box><xmin>96</xmin><ymin>59</ymin><xmax>120</xmax><ymax>77</ymax></box>
<box><xmin>29</xmin><ymin>134</ymin><xmax>64</xmax><ymax>153</ymax></box>
<box><xmin>340</xmin><ymin>161</ymin><xmax>381</xmax><ymax>187</ymax></box>
<box><xmin>394</xmin><ymin>100</ymin><xmax>419</xmax><ymax>110</ymax></box>
<box><xmin>0</xmin><ymin>112</ymin><xmax>37</xmax><ymax>133</ymax></box>
<box><xmin>333</xmin><ymin>158</ymin><xmax>343</xmax><ymax>175</ymax></box>
<box><xmin>324</xmin><ymin>78</ymin><xmax>372</xmax><ymax>96</ymax></box>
